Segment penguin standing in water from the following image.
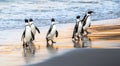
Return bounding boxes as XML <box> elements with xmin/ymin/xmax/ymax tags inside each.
<box><xmin>21</xmin><ymin>19</ymin><xmax>34</xmax><ymax>48</ymax></box>
<box><xmin>29</xmin><ymin>18</ymin><xmax>40</xmax><ymax>40</ymax></box>
<box><xmin>82</xmin><ymin>11</ymin><xmax>93</xmax><ymax>35</ymax></box>
<box><xmin>72</xmin><ymin>16</ymin><xmax>83</xmax><ymax>40</ymax></box>
<box><xmin>46</xmin><ymin>18</ymin><xmax>58</xmax><ymax>47</ymax></box>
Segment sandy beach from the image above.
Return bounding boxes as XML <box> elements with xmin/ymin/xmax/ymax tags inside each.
<box><xmin>0</xmin><ymin>18</ymin><xmax>120</xmax><ymax>66</ymax></box>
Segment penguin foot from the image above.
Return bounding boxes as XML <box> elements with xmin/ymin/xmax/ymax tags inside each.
<box><xmin>88</xmin><ymin>32</ymin><xmax>91</xmax><ymax>34</ymax></box>
<box><xmin>72</xmin><ymin>38</ymin><xmax>75</xmax><ymax>41</ymax></box>
<box><xmin>26</xmin><ymin>44</ymin><xmax>29</xmax><ymax>47</ymax></box>
<box><xmin>46</xmin><ymin>44</ymin><xmax>50</xmax><ymax>47</ymax></box>
<box><xmin>52</xmin><ymin>41</ymin><xmax>56</xmax><ymax>44</ymax></box>
<box><xmin>72</xmin><ymin>36</ymin><xmax>74</xmax><ymax>39</ymax></box>
<box><xmin>23</xmin><ymin>44</ymin><xmax>25</xmax><ymax>48</ymax></box>
<box><xmin>74</xmin><ymin>38</ymin><xmax>77</xmax><ymax>41</ymax></box>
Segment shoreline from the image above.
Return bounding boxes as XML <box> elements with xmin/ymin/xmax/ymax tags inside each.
<box><xmin>0</xmin><ymin>18</ymin><xmax>120</xmax><ymax>47</ymax></box>
<box><xmin>0</xmin><ymin>18</ymin><xmax>119</xmax><ymax>65</ymax></box>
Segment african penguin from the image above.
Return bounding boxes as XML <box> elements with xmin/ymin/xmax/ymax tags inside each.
<box><xmin>29</xmin><ymin>18</ymin><xmax>40</xmax><ymax>37</ymax></box>
<box><xmin>46</xmin><ymin>18</ymin><xmax>58</xmax><ymax>46</ymax></box>
<box><xmin>82</xmin><ymin>11</ymin><xmax>93</xmax><ymax>35</ymax></box>
<box><xmin>72</xmin><ymin>16</ymin><xmax>83</xmax><ymax>40</ymax></box>
<box><xmin>21</xmin><ymin>19</ymin><xmax>34</xmax><ymax>48</ymax></box>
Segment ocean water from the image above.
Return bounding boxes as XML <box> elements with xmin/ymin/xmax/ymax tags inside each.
<box><xmin>0</xmin><ymin>0</ymin><xmax>120</xmax><ymax>30</ymax></box>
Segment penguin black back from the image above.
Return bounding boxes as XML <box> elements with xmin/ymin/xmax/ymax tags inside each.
<box><xmin>82</xmin><ymin>15</ymin><xmax>89</xmax><ymax>26</ymax></box>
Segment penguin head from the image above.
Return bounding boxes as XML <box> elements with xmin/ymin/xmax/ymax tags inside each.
<box><xmin>29</xmin><ymin>18</ymin><xmax>33</xmax><ymax>22</ymax></box>
<box><xmin>29</xmin><ymin>18</ymin><xmax>34</xmax><ymax>25</ymax></box>
<box><xmin>25</xmin><ymin>19</ymin><xmax>29</xmax><ymax>26</ymax></box>
<box><xmin>51</xmin><ymin>18</ymin><xmax>55</xmax><ymax>25</ymax></box>
<box><xmin>76</xmin><ymin>15</ymin><xmax>80</xmax><ymax>22</ymax></box>
<box><xmin>76</xmin><ymin>16</ymin><xmax>80</xmax><ymax>19</ymax></box>
<box><xmin>51</xmin><ymin>18</ymin><xmax>55</xmax><ymax>22</ymax></box>
<box><xmin>25</xmin><ymin>19</ymin><xmax>28</xmax><ymax>23</ymax></box>
<box><xmin>87</xmin><ymin>11</ymin><xmax>94</xmax><ymax>15</ymax></box>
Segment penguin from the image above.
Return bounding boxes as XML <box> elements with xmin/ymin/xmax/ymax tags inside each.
<box><xmin>82</xmin><ymin>11</ymin><xmax>93</xmax><ymax>35</ymax></box>
<box><xmin>29</xmin><ymin>18</ymin><xmax>40</xmax><ymax>38</ymax></box>
<box><xmin>21</xmin><ymin>19</ymin><xmax>34</xmax><ymax>48</ymax></box>
<box><xmin>46</xmin><ymin>18</ymin><xmax>58</xmax><ymax>47</ymax></box>
<box><xmin>72</xmin><ymin>16</ymin><xmax>83</xmax><ymax>40</ymax></box>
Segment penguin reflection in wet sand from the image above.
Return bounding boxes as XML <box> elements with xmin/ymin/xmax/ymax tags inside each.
<box><xmin>29</xmin><ymin>18</ymin><xmax>40</xmax><ymax>39</ymax></box>
<box><xmin>21</xmin><ymin>19</ymin><xmax>34</xmax><ymax>48</ymax></box>
<box><xmin>82</xmin><ymin>11</ymin><xmax>94</xmax><ymax>35</ymax></box>
<box><xmin>72</xmin><ymin>16</ymin><xmax>83</xmax><ymax>40</ymax></box>
<box><xmin>46</xmin><ymin>18</ymin><xmax>58</xmax><ymax>47</ymax></box>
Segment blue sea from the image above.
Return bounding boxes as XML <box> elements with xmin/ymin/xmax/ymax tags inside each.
<box><xmin>0</xmin><ymin>0</ymin><xmax>120</xmax><ymax>30</ymax></box>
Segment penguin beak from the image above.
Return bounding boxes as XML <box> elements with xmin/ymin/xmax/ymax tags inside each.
<box><xmin>90</xmin><ymin>11</ymin><xmax>94</xmax><ymax>15</ymax></box>
<box><xmin>92</xmin><ymin>11</ymin><xmax>94</xmax><ymax>13</ymax></box>
<box><xmin>89</xmin><ymin>11</ymin><xmax>94</xmax><ymax>13</ymax></box>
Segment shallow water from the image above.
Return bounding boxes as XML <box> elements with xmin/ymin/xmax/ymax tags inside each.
<box><xmin>0</xmin><ymin>44</ymin><xmax>75</xmax><ymax>66</ymax></box>
<box><xmin>0</xmin><ymin>0</ymin><xmax>120</xmax><ymax>30</ymax></box>
<box><xmin>0</xmin><ymin>35</ymin><xmax>120</xmax><ymax>66</ymax></box>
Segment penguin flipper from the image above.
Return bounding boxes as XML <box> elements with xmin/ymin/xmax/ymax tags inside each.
<box><xmin>82</xmin><ymin>20</ymin><xmax>86</xmax><ymax>27</ymax></box>
<box><xmin>81</xmin><ymin>15</ymin><xmax>88</xmax><ymax>26</ymax></box>
<box><xmin>89</xmin><ymin>23</ymin><xmax>91</xmax><ymax>27</ymax></box>
<box><xmin>56</xmin><ymin>30</ymin><xmax>58</xmax><ymax>37</ymax></box>
<box><xmin>81</xmin><ymin>14</ymin><xmax>87</xmax><ymax>22</ymax></box>
<box><xmin>21</xmin><ymin>30</ymin><xmax>25</xmax><ymax>41</ymax></box>
<box><xmin>81</xmin><ymin>27</ymin><xmax>84</xmax><ymax>34</ymax></box>
<box><xmin>72</xmin><ymin>24</ymin><xmax>78</xmax><ymax>38</ymax></box>
<box><xmin>47</xmin><ymin>25</ymin><xmax>52</xmax><ymax>36</ymax></box>
<box><xmin>35</xmin><ymin>26</ymin><xmax>40</xmax><ymax>33</ymax></box>
<box><xmin>31</xmin><ymin>31</ymin><xmax>35</xmax><ymax>40</ymax></box>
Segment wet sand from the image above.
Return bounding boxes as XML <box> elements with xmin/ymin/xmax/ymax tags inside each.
<box><xmin>0</xmin><ymin>18</ymin><xmax>120</xmax><ymax>66</ymax></box>
<box><xmin>29</xmin><ymin>49</ymin><xmax>120</xmax><ymax>66</ymax></box>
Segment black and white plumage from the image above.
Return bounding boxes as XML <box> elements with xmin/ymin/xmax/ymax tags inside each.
<box><xmin>72</xmin><ymin>16</ymin><xmax>83</xmax><ymax>40</ymax></box>
<box><xmin>46</xmin><ymin>18</ymin><xmax>58</xmax><ymax>46</ymax></box>
<box><xmin>82</xmin><ymin>11</ymin><xmax>93</xmax><ymax>34</ymax></box>
<box><xmin>29</xmin><ymin>18</ymin><xmax>40</xmax><ymax>37</ymax></box>
<box><xmin>21</xmin><ymin>19</ymin><xmax>34</xmax><ymax>48</ymax></box>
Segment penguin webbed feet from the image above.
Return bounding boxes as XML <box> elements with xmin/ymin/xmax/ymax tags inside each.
<box><xmin>72</xmin><ymin>34</ymin><xmax>80</xmax><ymax>41</ymax></box>
<box><xmin>23</xmin><ymin>43</ymin><xmax>29</xmax><ymax>49</ymax></box>
<box><xmin>72</xmin><ymin>37</ymin><xmax>74</xmax><ymax>39</ymax></box>
<box><xmin>84</xmin><ymin>30</ymin><xmax>90</xmax><ymax>35</ymax></box>
<box><xmin>46</xmin><ymin>43</ymin><xmax>54</xmax><ymax>48</ymax></box>
<box><xmin>46</xmin><ymin>38</ymin><xmax>56</xmax><ymax>47</ymax></box>
<box><xmin>46</xmin><ymin>43</ymin><xmax>50</xmax><ymax>47</ymax></box>
<box><xmin>23</xmin><ymin>41</ymin><xmax>33</xmax><ymax>50</ymax></box>
<box><xmin>52</xmin><ymin>40</ymin><xmax>56</xmax><ymax>44</ymax></box>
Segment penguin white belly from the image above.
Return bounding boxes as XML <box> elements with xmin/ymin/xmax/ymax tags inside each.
<box><xmin>48</xmin><ymin>26</ymin><xmax>56</xmax><ymax>40</ymax></box>
<box><xmin>77</xmin><ymin>22</ymin><xmax>82</xmax><ymax>35</ymax></box>
<box><xmin>83</xmin><ymin>17</ymin><xmax>91</xmax><ymax>30</ymax></box>
<box><xmin>24</xmin><ymin>27</ymin><xmax>32</xmax><ymax>43</ymax></box>
<box><xmin>31</xmin><ymin>24</ymin><xmax>36</xmax><ymax>35</ymax></box>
